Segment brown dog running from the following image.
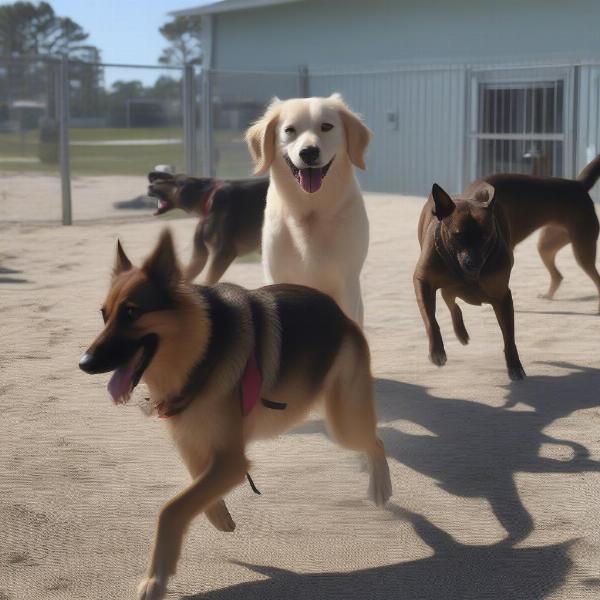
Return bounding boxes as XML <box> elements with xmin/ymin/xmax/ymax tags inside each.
<box><xmin>414</xmin><ymin>182</ymin><xmax>526</xmax><ymax>381</ymax></box>
<box><xmin>467</xmin><ymin>155</ymin><xmax>600</xmax><ymax>312</ymax></box>
<box><xmin>147</xmin><ymin>172</ymin><xmax>268</xmax><ymax>284</ymax></box>
<box><xmin>78</xmin><ymin>229</ymin><xmax>392</xmax><ymax>600</ymax></box>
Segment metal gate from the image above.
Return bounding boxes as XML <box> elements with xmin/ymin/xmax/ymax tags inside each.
<box><xmin>467</xmin><ymin>65</ymin><xmax>576</xmax><ymax>181</ymax></box>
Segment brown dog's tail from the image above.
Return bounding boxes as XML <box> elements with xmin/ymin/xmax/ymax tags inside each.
<box><xmin>576</xmin><ymin>155</ymin><xmax>600</xmax><ymax>191</ymax></box>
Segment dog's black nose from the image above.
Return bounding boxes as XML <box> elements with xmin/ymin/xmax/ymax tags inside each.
<box><xmin>299</xmin><ymin>145</ymin><xmax>320</xmax><ymax>166</ymax></box>
<box><xmin>79</xmin><ymin>352</ymin><xmax>97</xmax><ymax>374</ymax></box>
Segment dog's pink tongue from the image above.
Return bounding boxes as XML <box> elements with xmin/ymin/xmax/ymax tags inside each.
<box><xmin>154</xmin><ymin>198</ymin><xmax>169</xmax><ymax>215</ymax></box>
<box><xmin>107</xmin><ymin>361</ymin><xmax>136</xmax><ymax>404</ymax></box>
<box><xmin>299</xmin><ymin>168</ymin><xmax>323</xmax><ymax>193</ymax></box>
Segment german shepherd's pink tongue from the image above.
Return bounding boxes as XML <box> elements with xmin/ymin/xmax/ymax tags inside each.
<box><xmin>299</xmin><ymin>167</ymin><xmax>323</xmax><ymax>193</ymax></box>
<box><xmin>107</xmin><ymin>354</ymin><xmax>139</xmax><ymax>404</ymax></box>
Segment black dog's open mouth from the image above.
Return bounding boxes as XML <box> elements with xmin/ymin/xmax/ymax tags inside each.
<box><xmin>107</xmin><ymin>334</ymin><xmax>158</xmax><ymax>404</ymax></box>
<box><xmin>285</xmin><ymin>155</ymin><xmax>334</xmax><ymax>194</ymax></box>
<box><xmin>148</xmin><ymin>188</ymin><xmax>174</xmax><ymax>216</ymax></box>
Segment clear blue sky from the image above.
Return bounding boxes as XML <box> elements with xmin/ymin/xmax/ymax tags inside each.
<box><xmin>1</xmin><ymin>0</ymin><xmax>204</xmax><ymax>86</ymax></box>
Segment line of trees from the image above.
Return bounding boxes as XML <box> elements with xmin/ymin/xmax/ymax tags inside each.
<box><xmin>0</xmin><ymin>1</ymin><xmax>99</xmax><ymax>59</ymax></box>
<box><xmin>0</xmin><ymin>1</ymin><xmax>203</xmax><ymax>132</ymax></box>
<box><xmin>0</xmin><ymin>1</ymin><xmax>203</xmax><ymax>65</ymax></box>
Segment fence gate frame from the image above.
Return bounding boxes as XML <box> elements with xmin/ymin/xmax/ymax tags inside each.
<box><xmin>466</xmin><ymin>64</ymin><xmax>578</xmax><ymax>182</ymax></box>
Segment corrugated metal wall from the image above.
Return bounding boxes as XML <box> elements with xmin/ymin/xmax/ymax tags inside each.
<box><xmin>309</xmin><ymin>67</ymin><xmax>467</xmax><ymax>195</ymax></box>
<box><xmin>204</xmin><ymin>61</ymin><xmax>600</xmax><ymax>199</ymax></box>
<box><xmin>577</xmin><ymin>65</ymin><xmax>600</xmax><ymax>201</ymax></box>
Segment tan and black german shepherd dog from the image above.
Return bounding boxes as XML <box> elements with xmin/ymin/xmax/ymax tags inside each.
<box><xmin>79</xmin><ymin>229</ymin><xmax>392</xmax><ymax>600</ymax></box>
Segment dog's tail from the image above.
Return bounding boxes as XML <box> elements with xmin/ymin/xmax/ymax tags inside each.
<box><xmin>576</xmin><ymin>155</ymin><xmax>600</xmax><ymax>191</ymax></box>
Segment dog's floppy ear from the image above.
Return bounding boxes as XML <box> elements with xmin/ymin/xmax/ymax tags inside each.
<box><xmin>245</xmin><ymin>97</ymin><xmax>281</xmax><ymax>175</ymax></box>
<box><xmin>331</xmin><ymin>94</ymin><xmax>371</xmax><ymax>170</ymax></box>
<box><xmin>473</xmin><ymin>182</ymin><xmax>495</xmax><ymax>208</ymax></box>
<box><xmin>113</xmin><ymin>239</ymin><xmax>132</xmax><ymax>278</ymax></box>
<box><xmin>142</xmin><ymin>228</ymin><xmax>181</xmax><ymax>290</ymax></box>
<box><xmin>148</xmin><ymin>171</ymin><xmax>175</xmax><ymax>183</ymax></box>
<box><xmin>431</xmin><ymin>183</ymin><xmax>456</xmax><ymax>220</ymax></box>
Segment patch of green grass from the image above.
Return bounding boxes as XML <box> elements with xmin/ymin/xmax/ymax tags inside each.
<box><xmin>69</xmin><ymin>143</ymin><xmax>186</xmax><ymax>177</ymax></box>
<box><xmin>69</xmin><ymin>127</ymin><xmax>182</xmax><ymax>142</ymax></box>
<box><xmin>235</xmin><ymin>251</ymin><xmax>261</xmax><ymax>264</ymax></box>
<box><xmin>0</xmin><ymin>127</ymin><xmax>255</xmax><ymax>178</ymax></box>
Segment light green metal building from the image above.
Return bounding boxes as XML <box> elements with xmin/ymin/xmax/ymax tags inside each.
<box><xmin>177</xmin><ymin>0</ymin><xmax>600</xmax><ymax>197</ymax></box>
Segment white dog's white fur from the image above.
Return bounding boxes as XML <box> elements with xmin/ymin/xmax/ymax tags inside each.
<box><xmin>245</xmin><ymin>93</ymin><xmax>371</xmax><ymax>326</ymax></box>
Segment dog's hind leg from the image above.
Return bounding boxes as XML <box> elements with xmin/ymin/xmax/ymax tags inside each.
<box><xmin>323</xmin><ymin>339</ymin><xmax>392</xmax><ymax>507</ymax></box>
<box><xmin>339</xmin><ymin>278</ymin><xmax>364</xmax><ymax>327</ymax></box>
<box><xmin>203</xmin><ymin>246</ymin><xmax>237</xmax><ymax>285</ymax></box>
<box><xmin>205</xmin><ymin>499</ymin><xmax>236</xmax><ymax>532</ymax></box>
<box><xmin>184</xmin><ymin>227</ymin><xmax>209</xmax><ymax>283</ymax></box>
<box><xmin>352</xmin><ymin>281</ymin><xmax>365</xmax><ymax>328</ymax></box>
<box><xmin>441</xmin><ymin>289</ymin><xmax>469</xmax><ymax>345</ymax></box>
<box><xmin>569</xmin><ymin>221</ymin><xmax>600</xmax><ymax>313</ymax></box>
<box><xmin>537</xmin><ymin>226</ymin><xmax>569</xmax><ymax>299</ymax></box>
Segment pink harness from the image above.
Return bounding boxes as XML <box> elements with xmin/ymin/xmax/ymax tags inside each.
<box><xmin>157</xmin><ymin>354</ymin><xmax>263</xmax><ymax>420</ymax></box>
<box><xmin>202</xmin><ymin>182</ymin><xmax>223</xmax><ymax>217</ymax></box>
<box><xmin>156</xmin><ymin>353</ymin><xmax>284</xmax><ymax>496</ymax></box>
<box><xmin>241</xmin><ymin>353</ymin><xmax>262</xmax><ymax>417</ymax></box>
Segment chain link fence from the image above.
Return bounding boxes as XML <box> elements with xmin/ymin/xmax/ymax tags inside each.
<box><xmin>0</xmin><ymin>56</ymin><xmax>189</xmax><ymax>223</ymax></box>
<box><xmin>1</xmin><ymin>57</ymin><xmax>599</xmax><ymax>224</ymax></box>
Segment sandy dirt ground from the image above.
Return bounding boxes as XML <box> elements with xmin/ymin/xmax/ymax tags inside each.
<box><xmin>0</xmin><ymin>172</ymin><xmax>149</xmax><ymax>222</ymax></box>
<box><xmin>1</xmin><ymin>193</ymin><xmax>600</xmax><ymax>600</ymax></box>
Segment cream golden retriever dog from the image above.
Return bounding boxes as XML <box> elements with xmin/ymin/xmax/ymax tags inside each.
<box><xmin>245</xmin><ymin>94</ymin><xmax>371</xmax><ymax>325</ymax></box>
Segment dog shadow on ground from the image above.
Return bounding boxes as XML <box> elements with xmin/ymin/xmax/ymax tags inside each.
<box><xmin>292</xmin><ymin>363</ymin><xmax>600</xmax><ymax>544</ymax></box>
<box><xmin>376</xmin><ymin>364</ymin><xmax>600</xmax><ymax>544</ymax></box>
<box><xmin>184</xmin><ymin>505</ymin><xmax>573</xmax><ymax>600</ymax></box>
<box><xmin>515</xmin><ymin>294</ymin><xmax>599</xmax><ymax>316</ymax></box>
<box><xmin>556</xmin><ymin>294</ymin><xmax>597</xmax><ymax>303</ymax></box>
<box><xmin>183</xmin><ymin>363</ymin><xmax>599</xmax><ymax>600</ymax></box>
<box><xmin>0</xmin><ymin>265</ymin><xmax>27</xmax><ymax>284</ymax></box>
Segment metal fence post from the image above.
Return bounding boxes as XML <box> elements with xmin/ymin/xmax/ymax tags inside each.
<box><xmin>201</xmin><ymin>68</ymin><xmax>214</xmax><ymax>177</ymax></box>
<box><xmin>59</xmin><ymin>55</ymin><xmax>72</xmax><ymax>225</ymax></box>
<box><xmin>183</xmin><ymin>64</ymin><xmax>197</xmax><ymax>174</ymax></box>
<box><xmin>298</xmin><ymin>65</ymin><xmax>309</xmax><ymax>98</ymax></box>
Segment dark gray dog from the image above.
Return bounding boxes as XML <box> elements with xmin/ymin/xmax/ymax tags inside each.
<box><xmin>148</xmin><ymin>171</ymin><xmax>268</xmax><ymax>284</ymax></box>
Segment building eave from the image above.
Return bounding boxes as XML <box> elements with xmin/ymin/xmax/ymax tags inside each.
<box><xmin>171</xmin><ymin>0</ymin><xmax>303</xmax><ymax>18</ymax></box>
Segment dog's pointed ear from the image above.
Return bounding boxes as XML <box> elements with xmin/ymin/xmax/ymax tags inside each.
<box><xmin>148</xmin><ymin>171</ymin><xmax>175</xmax><ymax>183</ymax></box>
<box><xmin>142</xmin><ymin>228</ymin><xmax>181</xmax><ymax>290</ymax></box>
<box><xmin>113</xmin><ymin>239</ymin><xmax>132</xmax><ymax>278</ymax></box>
<box><xmin>245</xmin><ymin>97</ymin><xmax>281</xmax><ymax>175</ymax></box>
<box><xmin>431</xmin><ymin>183</ymin><xmax>456</xmax><ymax>220</ymax></box>
<box><xmin>332</xmin><ymin>94</ymin><xmax>371</xmax><ymax>170</ymax></box>
<box><xmin>473</xmin><ymin>182</ymin><xmax>495</xmax><ymax>208</ymax></box>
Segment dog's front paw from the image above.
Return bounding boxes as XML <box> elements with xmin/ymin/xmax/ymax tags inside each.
<box><xmin>137</xmin><ymin>576</ymin><xmax>166</xmax><ymax>600</ymax></box>
<box><xmin>429</xmin><ymin>347</ymin><xmax>447</xmax><ymax>367</ymax></box>
<box><xmin>508</xmin><ymin>364</ymin><xmax>526</xmax><ymax>381</ymax></box>
<box><xmin>537</xmin><ymin>292</ymin><xmax>554</xmax><ymax>300</ymax></box>
<box><xmin>455</xmin><ymin>329</ymin><xmax>469</xmax><ymax>346</ymax></box>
